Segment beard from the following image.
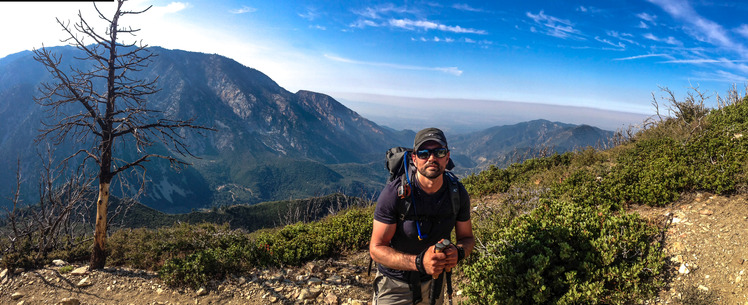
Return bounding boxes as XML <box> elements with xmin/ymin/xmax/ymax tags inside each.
<box><xmin>417</xmin><ymin>162</ymin><xmax>443</xmax><ymax>179</ymax></box>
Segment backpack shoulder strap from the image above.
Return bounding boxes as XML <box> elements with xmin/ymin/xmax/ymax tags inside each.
<box><xmin>444</xmin><ymin>171</ymin><xmax>461</xmax><ymax>221</ymax></box>
<box><xmin>396</xmin><ymin>174</ymin><xmax>412</xmax><ymax>220</ymax></box>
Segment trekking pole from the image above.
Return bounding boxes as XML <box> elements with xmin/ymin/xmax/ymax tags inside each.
<box><xmin>446</xmin><ymin>271</ymin><xmax>453</xmax><ymax>305</ymax></box>
<box><xmin>439</xmin><ymin>239</ymin><xmax>454</xmax><ymax>305</ymax></box>
<box><xmin>430</xmin><ymin>239</ymin><xmax>449</xmax><ymax>305</ymax></box>
<box><xmin>432</xmin><ymin>240</ymin><xmax>447</xmax><ymax>279</ymax></box>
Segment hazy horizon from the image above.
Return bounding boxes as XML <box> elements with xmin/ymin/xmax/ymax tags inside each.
<box><xmin>333</xmin><ymin>92</ymin><xmax>650</xmax><ymax>134</ymax></box>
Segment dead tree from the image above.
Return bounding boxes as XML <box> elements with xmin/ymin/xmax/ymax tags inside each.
<box><xmin>33</xmin><ymin>0</ymin><xmax>211</xmax><ymax>269</ymax></box>
<box><xmin>2</xmin><ymin>149</ymin><xmax>92</xmax><ymax>270</ymax></box>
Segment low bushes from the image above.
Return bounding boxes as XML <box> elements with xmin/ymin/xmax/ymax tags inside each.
<box><xmin>105</xmin><ymin>206</ymin><xmax>374</xmax><ymax>288</ymax></box>
<box><xmin>463</xmin><ymin>200</ymin><xmax>666</xmax><ymax>304</ymax></box>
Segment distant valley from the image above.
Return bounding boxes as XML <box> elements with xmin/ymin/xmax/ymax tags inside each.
<box><xmin>0</xmin><ymin>46</ymin><xmax>613</xmax><ymax>213</ymax></box>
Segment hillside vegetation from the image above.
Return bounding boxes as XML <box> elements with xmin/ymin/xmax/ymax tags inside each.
<box><xmin>2</xmin><ymin>87</ymin><xmax>747</xmax><ymax>304</ymax></box>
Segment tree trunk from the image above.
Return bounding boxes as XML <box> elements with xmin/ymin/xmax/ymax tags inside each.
<box><xmin>90</xmin><ymin>182</ymin><xmax>110</xmax><ymax>269</ymax></box>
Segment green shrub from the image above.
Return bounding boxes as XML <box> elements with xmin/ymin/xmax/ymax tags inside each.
<box><xmin>127</xmin><ymin>206</ymin><xmax>375</xmax><ymax>288</ymax></box>
<box><xmin>108</xmin><ymin>222</ymin><xmax>250</xmax><ymax>271</ymax></box>
<box><xmin>463</xmin><ymin>153</ymin><xmax>573</xmax><ymax>197</ymax></box>
<box><xmin>604</xmin><ymin>137</ymin><xmax>689</xmax><ymax>207</ymax></box>
<box><xmin>59</xmin><ymin>265</ymin><xmax>74</xmax><ymax>274</ymax></box>
<box><xmin>463</xmin><ymin>200</ymin><xmax>665</xmax><ymax>304</ymax></box>
<box><xmin>251</xmin><ymin>206</ymin><xmax>373</xmax><ymax>267</ymax></box>
<box><xmin>159</xmin><ymin>244</ymin><xmax>249</xmax><ymax>288</ymax></box>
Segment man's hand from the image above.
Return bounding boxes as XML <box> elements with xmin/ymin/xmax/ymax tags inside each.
<box><xmin>422</xmin><ymin>244</ymin><xmax>447</xmax><ymax>276</ymax></box>
<box><xmin>443</xmin><ymin>245</ymin><xmax>458</xmax><ymax>271</ymax></box>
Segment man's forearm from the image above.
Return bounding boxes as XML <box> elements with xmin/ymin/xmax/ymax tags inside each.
<box><xmin>370</xmin><ymin>245</ymin><xmax>417</xmax><ymax>272</ymax></box>
<box><xmin>456</xmin><ymin>236</ymin><xmax>475</xmax><ymax>258</ymax></box>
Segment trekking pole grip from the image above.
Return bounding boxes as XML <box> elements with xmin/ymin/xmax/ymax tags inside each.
<box><xmin>441</xmin><ymin>239</ymin><xmax>453</xmax><ymax>272</ymax></box>
<box><xmin>432</xmin><ymin>239</ymin><xmax>449</xmax><ymax>279</ymax></box>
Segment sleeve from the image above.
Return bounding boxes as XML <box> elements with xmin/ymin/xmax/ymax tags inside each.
<box><xmin>456</xmin><ymin>182</ymin><xmax>471</xmax><ymax>222</ymax></box>
<box><xmin>373</xmin><ymin>179</ymin><xmax>400</xmax><ymax>224</ymax></box>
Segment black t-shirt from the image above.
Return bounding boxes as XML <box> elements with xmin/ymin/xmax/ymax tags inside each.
<box><xmin>373</xmin><ymin>173</ymin><xmax>470</xmax><ymax>282</ymax></box>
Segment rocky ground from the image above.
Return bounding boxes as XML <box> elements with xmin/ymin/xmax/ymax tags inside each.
<box><xmin>632</xmin><ymin>193</ymin><xmax>748</xmax><ymax>305</ymax></box>
<box><xmin>0</xmin><ymin>251</ymin><xmax>381</xmax><ymax>305</ymax></box>
<box><xmin>1</xmin><ymin>192</ymin><xmax>746</xmax><ymax>304</ymax></box>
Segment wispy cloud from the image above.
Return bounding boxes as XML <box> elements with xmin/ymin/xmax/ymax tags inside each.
<box><xmin>607</xmin><ymin>31</ymin><xmax>639</xmax><ymax>47</ymax></box>
<box><xmin>324</xmin><ymin>54</ymin><xmax>463</xmax><ymax>76</ymax></box>
<box><xmin>635</xmin><ymin>12</ymin><xmax>656</xmax><ymax>30</ymax></box>
<box><xmin>595</xmin><ymin>36</ymin><xmax>624</xmax><ymax>49</ymax></box>
<box><xmin>350</xmin><ymin>19</ymin><xmax>382</xmax><ymax>28</ymax></box>
<box><xmin>452</xmin><ymin>3</ymin><xmax>483</xmax><ymax>13</ymax></box>
<box><xmin>735</xmin><ymin>24</ymin><xmax>748</xmax><ymax>39</ymax></box>
<box><xmin>353</xmin><ymin>3</ymin><xmax>412</xmax><ymax>19</ymax></box>
<box><xmin>613</xmin><ymin>54</ymin><xmax>673</xmax><ymax>61</ymax></box>
<box><xmin>298</xmin><ymin>8</ymin><xmax>319</xmax><ymax>21</ymax></box>
<box><xmin>576</xmin><ymin>6</ymin><xmax>602</xmax><ymax>14</ymax></box>
<box><xmin>643</xmin><ymin>33</ymin><xmax>683</xmax><ymax>46</ymax></box>
<box><xmin>230</xmin><ymin>6</ymin><xmax>257</xmax><ymax>14</ymax></box>
<box><xmin>692</xmin><ymin>70</ymin><xmax>748</xmax><ymax>83</ymax></box>
<box><xmin>526</xmin><ymin>11</ymin><xmax>584</xmax><ymax>40</ymax></box>
<box><xmin>349</xmin><ymin>4</ymin><xmax>485</xmax><ymax>35</ymax></box>
<box><xmin>413</xmin><ymin>36</ymin><xmax>456</xmax><ymax>43</ymax></box>
<box><xmin>662</xmin><ymin>58</ymin><xmax>748</xmax><ymax>64</ymax></box>
<box><xmin>636</xmin><ymin>12</ymin><xmax>657</xmax><ymax>23</ymax></box>
<box><xmin>648</xmin><ymin>0</ymin><xmax>748</xmax><ymax>57</ymax></box>
<box><xmin>389</xmin><ymin>19</ymin><xmax>487</xmax><ymax>34</ymax></box>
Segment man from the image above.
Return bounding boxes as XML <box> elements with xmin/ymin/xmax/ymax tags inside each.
<box><xmin>370</xmin><ymin>127</ymin><xmax>475</xmax><ymax>305</ymax></box>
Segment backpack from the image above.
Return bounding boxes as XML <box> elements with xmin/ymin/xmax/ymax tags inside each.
<box><xmin>368</xmin><ymin>147</ymin><xmax>462</xmax><ymax>276</ymax></box>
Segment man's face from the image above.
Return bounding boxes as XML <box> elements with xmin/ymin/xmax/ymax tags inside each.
<box><xmin>413</xmin><ymin>141</ymin><xmax>450</xmax><ymax>179</ymax></box>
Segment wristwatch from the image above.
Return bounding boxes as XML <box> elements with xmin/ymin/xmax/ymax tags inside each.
<box><xmin>456</xmin><ymin>246</ymin><xmax>465</xmax><ymax>262</ymax></box>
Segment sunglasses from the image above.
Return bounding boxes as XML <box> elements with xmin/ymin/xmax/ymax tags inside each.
<box><xmin>415</xmin><ymin>148</ymin><xmax>449</xmax><ymax>160</ymax></box>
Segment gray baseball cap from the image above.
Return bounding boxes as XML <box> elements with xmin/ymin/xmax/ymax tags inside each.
<box><xmin>413</xmin><ymin>127</ymin><xmax>448</xmax><ymax>150</ymax></box>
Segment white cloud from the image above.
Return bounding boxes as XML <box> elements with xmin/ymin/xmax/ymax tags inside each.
<box><xmin>607</xmin><ymin>31</ymin><xmax>638</xmax><ymax>46</ymax></box>
<box><xmin>146</xmin><ymin>2</ymin><xmax>189</xmax><ymax>16</ymax></box>
<box><xmin>636</xmin><ymin>12</ymin><xmax>657</xmax><ymax>23</ymax></box>
<box><xmin>576</xmin><ymin>6</ymin><xmax>601</xmax><ymax>14</ymax></box>
<box><xmin>692</xmin><ymin>70</ymin><xmax>748</xmax><ymax>83</ymax></box>
<box><xmin>643</xmin><ymin>33</ymin><xmax>682</xmax><ymax>46</ymax></box>
<box><xmin>526</xmin><ymin>11</ymin><xmax>584</xmax><ymax>40</ymax></box>
<box><xmin>350</xmin><ymin>19</ymin><xmax>381</xmax><ymax>28</ymax></box>
<box><xmin>595</xmin><ymin>36</ymin><xmax>624</xmax><ymax>49</ymax></box>
<box><xmin>664</xmin><ymin>36</ymin><xmax>682</xmax><ymax>45</ymax></box>
<box><xmin>388</xmin><ymin>18</ymin><xmax>487</xmax><ymax>34</ymax></box>
<box><xmin>735</xmin><ymin>24</ymin><xmax>748</xmax><ymax>39</ymax></box>
<box><xmin>229</xmin><ymin>6</ymin><xmax>256</xmax><ymax>14</ymax></box>
<box><xmin>638</xmin><ymin>21</ymin><xmax>649</xmax><ymax>29</ymax></box>
<box><xmin>324</xmin><ymin>54</ymin><xmax>463</xmax><ymax>76</ymax></box>
<box><xmin>353</xmin><ymin>4</ymin><xmax>412</xmax><ymax>20</ymax></box>
<box><xmin>648</xmin><ymin>0</ymin><xmax>748</xmax><ymax>57</ymax></box>
<box><xmin>662</xmin><ymin>58</ymin><xmax>722</xmax><ymax>64</ymax></box>
<box><xmin>452</xmin><ymin>3</ymin><xmax>483</xmax><ymax>12</ymax></box>
<box><xmin>613</xmin><ymin>53</ymin><xmax>673</xmax><ymax>61</ymax></box>
<box><xmin>298</xmin><ymin>8</ymin><xmax>319</xmax><ymax>21</ymax></box>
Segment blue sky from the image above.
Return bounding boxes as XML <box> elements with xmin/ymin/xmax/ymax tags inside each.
<box><xmin>1</xmin><ymin>0</ymin><xmax>747</xmax><ymax>132</ymax></box>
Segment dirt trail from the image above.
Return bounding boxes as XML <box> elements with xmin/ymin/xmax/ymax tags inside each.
<box><xmin>632</xmin><ymin>193</ymin><xmax>748</xmax><ymax>304</ymax></box>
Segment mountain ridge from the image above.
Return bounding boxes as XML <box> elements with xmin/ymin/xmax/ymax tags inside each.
<box><xmin>0</xmin><ymin>46</ymin><xmax>612</xmax><ymax>212</ymax></box>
